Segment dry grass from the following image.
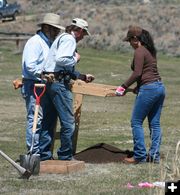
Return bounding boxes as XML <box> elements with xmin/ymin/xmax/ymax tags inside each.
<box><xmin>168</xmin><ymin>141</ymin><xmax>180</xmax><ymax>179</ymax></box>
<box><xmin>0</xmin><ymin>42</ymin><xmax>179</xmax><ymax>194</ymax></box>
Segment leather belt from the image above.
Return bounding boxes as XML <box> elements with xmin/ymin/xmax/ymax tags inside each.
<box><xmin>42</xmin><ymin>71</ymin><xmax>71</xmax><ymax>82</ymax></box>
<box><xmin>22</xmin><ymin>78</ymin><xmax>41</xmax><ymax>83</ymax></box>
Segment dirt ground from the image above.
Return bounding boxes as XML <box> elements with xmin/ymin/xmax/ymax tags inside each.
<box><xmin>75</xmin><ymin>142</ymin><xmax>134</xmax><ymax>163</ymax></box>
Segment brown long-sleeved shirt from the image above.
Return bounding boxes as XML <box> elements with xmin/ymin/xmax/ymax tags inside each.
<box><xmin>122</xmin><ymin>46</ymin><xmax>161</xmax><ymax>89</ymax></box>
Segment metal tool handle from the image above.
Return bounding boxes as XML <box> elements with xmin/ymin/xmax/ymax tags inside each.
<box><xmin>0</xmin><ymin>150</ymin><xmax>26</xmax><ymax>174</ymax></box>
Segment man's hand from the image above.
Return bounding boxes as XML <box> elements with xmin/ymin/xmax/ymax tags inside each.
<box><xmin>43</xmin><ymin>73</ymin><xmax>55</xmax><ymax>83</ymax></box>
<box><xmin>13</xmin><ymin>78</ymin><xmax>23</xmax><ymax>89</ymax></box>
<box><xmin>115</xmin><ymin>86</ymin><xmax>126</xmax><ymax>96</ymax></box>
<box><xmin>85</xmin><ymin>74</ymin><xmax>95</xmax><ymax>83</ymax></box>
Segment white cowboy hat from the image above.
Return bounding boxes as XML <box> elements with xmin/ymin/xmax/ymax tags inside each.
<box><xmin>38</xmin><ymin>13</ymin><xmax>65</xmax><ymax>30</ymax></box>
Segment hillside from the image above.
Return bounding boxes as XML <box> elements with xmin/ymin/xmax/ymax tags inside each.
<box><xmin>1</xmin><ymin>0</ymin><xmax>180</xmax><ymax>56</ymax></box>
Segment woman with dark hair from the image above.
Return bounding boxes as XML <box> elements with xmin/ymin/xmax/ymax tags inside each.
<box><xmin>116</xmin><ymin>26</ymin><xmax>165</xmax><ymax>164</ymax></box>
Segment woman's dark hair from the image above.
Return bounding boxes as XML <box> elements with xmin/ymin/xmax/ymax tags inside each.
<box><xmin>138</xmin><ymin>29</ymin><xmax>157</xmax><ymax>57</ymax></box>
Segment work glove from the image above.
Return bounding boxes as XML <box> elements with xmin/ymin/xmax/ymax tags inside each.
<box><xmin>85</xmin><ymin>74</ymin><xmax>95</xmax><ymax>83</ymax></box>
<box><xmin>115</xmin><ymin>86</ymin><xmax>126</xmax><ymax>96</ymax></box>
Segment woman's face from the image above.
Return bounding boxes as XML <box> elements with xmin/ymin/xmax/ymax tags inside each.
<box><xmin>129</xmin><ymin>36</ymin><xmax>141</xmax><ymax>49</ymax></box>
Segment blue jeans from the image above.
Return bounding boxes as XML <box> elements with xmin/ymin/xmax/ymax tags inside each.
<box><xmin>21</xmin><ymin>80</ymin><xmax>57</xmax><ymax>160</ymax></box>
<box><xmin>40</xmin><ymin>90</ymin><xmax>57</xmax><ymax>160</ymax></box>
<box><xmin>131</xmin><ymin>81</ymin><xmax>165</xmax><ymax>162</ymax></box>
<box><xmin>46</xmin><ymin>80</ymin><xmax>75</xmax><ymax>160</ymax></box>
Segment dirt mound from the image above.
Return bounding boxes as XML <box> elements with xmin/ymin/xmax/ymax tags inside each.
<box><xmin>74</xmin><ymin>143</ymin><xmax>133</xmax><ymax>163</ymax></box>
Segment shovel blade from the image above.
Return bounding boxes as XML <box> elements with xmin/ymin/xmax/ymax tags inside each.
<box><xmin>20</xmin><ymin>154</ymin><xmax>40</xmax><ymax>175</ymax></box>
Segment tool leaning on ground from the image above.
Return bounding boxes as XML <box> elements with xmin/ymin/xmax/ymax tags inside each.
<box><xmin>20</xmin><ymin>83</ymin><xmax>46</xmax><ymax>175</ymax></box>
<box><xmin>0</xmin><ymin>150</ymin><xmax>31</xmax><ymax>179</ymax></box>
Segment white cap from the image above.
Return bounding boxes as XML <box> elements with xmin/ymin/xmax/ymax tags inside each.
<box><xmin>71</xmin><ymin>18</ymin><xmax>90</xmax><ymax>36</ymax></box>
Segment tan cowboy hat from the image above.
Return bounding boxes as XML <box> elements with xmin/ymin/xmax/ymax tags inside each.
<box><xmin>38</xmin><ymin>13</ymin><xmax>65</xmax><ymax>30</ymax></box>
<box><xmin>123</xmin><ymin>26</ymin><xmax>142</xmax><ymax>41</ymax></box>
<box><xmin>71</xmin><ymin>18</ymin><xmax>91</xmax><ymax>36</ymax></box>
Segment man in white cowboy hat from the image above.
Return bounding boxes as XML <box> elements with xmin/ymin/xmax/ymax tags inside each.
<box><xmin>21</xmin><ymin>13</ymin><xmax>65</xmax><ymax>161</ymax></box>
<box><xmin>42</xmin><ymin>18</ymin><xmax>94</xmax><ymax>160</ymax></box>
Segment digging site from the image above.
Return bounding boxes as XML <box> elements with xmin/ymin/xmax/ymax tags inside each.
<box><xmin>0</xmin><ymin>1</ymin><xmax>179</xmax><ymax>195</ymax></box>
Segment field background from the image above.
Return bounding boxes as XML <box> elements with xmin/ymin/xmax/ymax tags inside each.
<box><xmin>0</xmin><ymin>44</ymin><xmax>180</xmax><ymax>195</ymax></box>
<box><xmin>0</xmin><ymin>0</ymin><xmax>180</xmax><ymax>194</ymax></box>
<box><xmin>1</xmin><ymin>0</ymin><xmax>180</xmax><ymax>56</ymax></box>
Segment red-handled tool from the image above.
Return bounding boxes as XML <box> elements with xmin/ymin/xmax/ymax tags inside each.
<box><xmin>20</xmin><ymin>83</ymin><xmax>46</xmax><ymax>175</ymax></box>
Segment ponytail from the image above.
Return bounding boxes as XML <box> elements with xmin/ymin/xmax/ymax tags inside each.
<box><xmin>138</xmin><ymin>29</ymin><xmax>157</xmax><ymax>58</ymax></box>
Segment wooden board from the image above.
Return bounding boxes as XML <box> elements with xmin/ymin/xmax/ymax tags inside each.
<box><xmin>72</xmin><ymin>80</ymin><xmax>117</xmax><ymax>97</ymax></box>
<box><xmin>40</xmin><ymin>160</ymin><xmax>85</xmax><ymax>174</ymax></box>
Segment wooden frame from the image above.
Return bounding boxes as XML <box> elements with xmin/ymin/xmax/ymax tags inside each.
<box><xmin>52</xmin><ymin>80</ymin><xmax>117</xmax><ymax>155</ymax></box>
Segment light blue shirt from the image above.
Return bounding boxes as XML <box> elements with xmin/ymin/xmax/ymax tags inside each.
<box><xmin>43</xmin><ymin>32</ymin><xmax>79</xmax><ymax>75</ymax></box>
<box><xmin>22</xmin><ymin>32</ymin><xmax>50</xmax><ymax>81</ymax></box>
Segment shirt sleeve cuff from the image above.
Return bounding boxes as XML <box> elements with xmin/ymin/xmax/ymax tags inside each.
<box><xmin>73</xmin><ymin>56</ymin><xmax>78</xmax><ymax>63</ymax></box>
<box><xmin>78</xmin><ymin>74</ymin><xmax>86</xmax><ymax>81</ymax></box>
<box><xmin>121</xmin><ymin>84</ymin><xmax>128</xmax><ymax>89</ymax></box>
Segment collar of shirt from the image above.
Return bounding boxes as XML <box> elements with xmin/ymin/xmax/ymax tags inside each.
<box><xmin>37</xmin><ymin>30</ymin><xmax>51</xmax><ymax>48</ymax></box>
<box><xmin>71</xmin><ymin>31</ymin><xmax>76</xmax><ymax>39</ymax></box>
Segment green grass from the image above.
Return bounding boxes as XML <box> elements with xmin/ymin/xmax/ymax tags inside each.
<box><xmin>0</xmin><ymin>43</ymin><xmax>180</xmax><ymax>195</ymax></box>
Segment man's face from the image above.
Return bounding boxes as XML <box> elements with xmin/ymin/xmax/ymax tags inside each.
<box><xmin>49</xmin><ymin>26</ymin><xmax>60</xmax><ymax>41</ymax></box>
<box><xmin>75</xmin><ymin>29</ymin><xmax>86</xmax><ymax>42</ymax></box>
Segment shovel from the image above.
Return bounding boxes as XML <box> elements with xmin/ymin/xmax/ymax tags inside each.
<box><xmin>0</xmin><ymin>150</ymin><xmax>31</xmax><ymax>179</ymax></box>
<box><xmin>20</xmin><ymin>83</ymin><xmax>46</xmax><ymax>175</ymax></box>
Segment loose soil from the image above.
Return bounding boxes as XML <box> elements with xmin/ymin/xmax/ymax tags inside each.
<box><xmin>74</xmin><ymin>142</ymin><xmax>133</xmax><ymax>163</ymax></box>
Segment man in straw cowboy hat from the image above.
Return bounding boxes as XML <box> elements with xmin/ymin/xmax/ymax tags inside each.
<box><xmin>42</xmin><ymin>18</ymin><xmax>94</xmax><ymax>160</ymax></box>
<box><xmin>21</xmin><ymin>13</ymin><xmax>65</xmax><ymax>161</ymax></box>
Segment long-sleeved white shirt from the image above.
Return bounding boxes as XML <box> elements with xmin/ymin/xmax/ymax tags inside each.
<box><xmin>43</xmin><ymin>32</ymin><xmax>80</xmax><ymax>78</ymax></box>
<box><xmin>22</xmin><ymin>32</ymin><xmax>50</xmax><ymax>80</ymax></box>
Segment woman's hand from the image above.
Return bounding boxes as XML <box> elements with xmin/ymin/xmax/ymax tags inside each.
<box><xmin>115</xmin><ymin>86</ymin><xmax>126</xmax><ymax>96</ymax></box>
